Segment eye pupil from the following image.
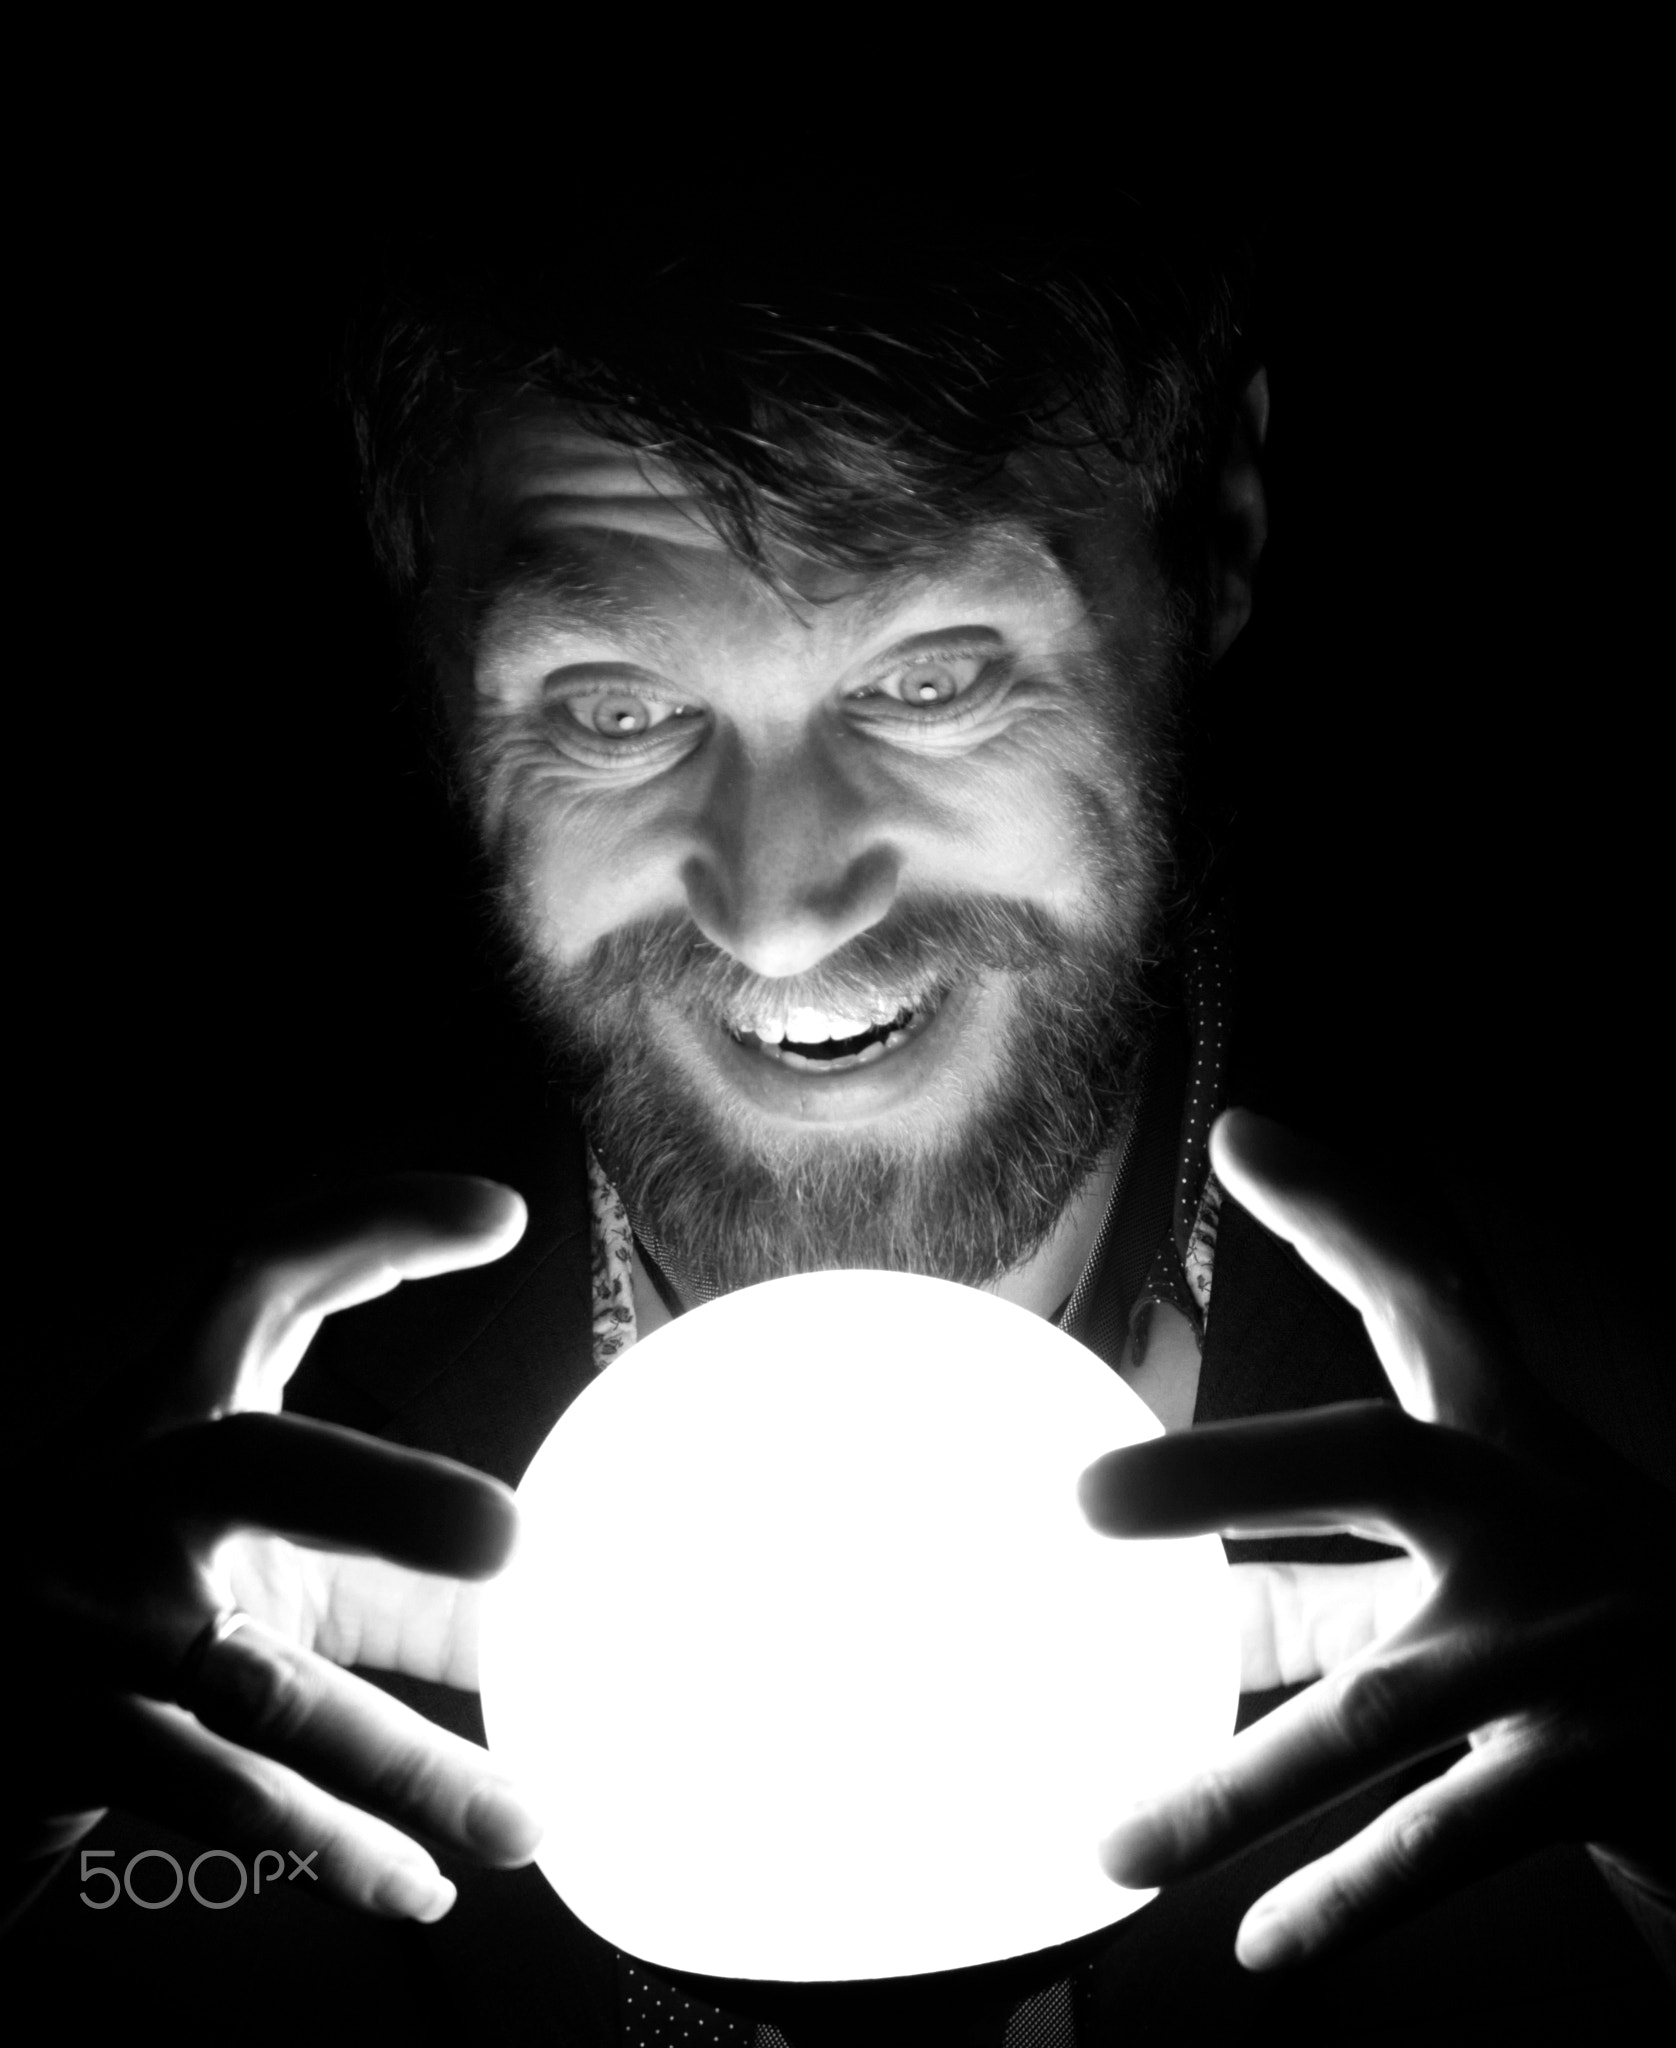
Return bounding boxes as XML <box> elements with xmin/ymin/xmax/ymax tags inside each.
<box><xmin>593</xmin><ymin>694</ymin><xmax>650</xmax><ymax>735</ymax></box>
<box><xmin>907</xmin><ymin>668</ymin><xmax>956</xmax><ymax>704</ymax></box>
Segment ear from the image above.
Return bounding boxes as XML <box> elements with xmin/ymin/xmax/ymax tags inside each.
<box><xmin>1207</xmin><ymin>367</ymin><xmax>1269</xmax><ymax>664</ymax></box>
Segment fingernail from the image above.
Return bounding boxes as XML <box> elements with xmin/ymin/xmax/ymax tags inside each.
<box><xmin>375</xmin><ymin>1863</ymin><xmax>457</xmax><ymax>1923</ymax></box>
<box><xmin>1236</xmin><ymin>1905</ymin><xmax>1298</xmax><ymax>1971</ymax></box>
<box><xmin>466</xmin><ymin>1780</ymin><xmax>544</xmax><ymax>1861</ymax></box>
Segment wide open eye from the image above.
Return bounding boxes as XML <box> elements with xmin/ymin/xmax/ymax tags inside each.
<box><xmin>857</xmin><ymin>651</ymin><xmax>991</xmax><ymax>712</ymax></box>
<box><xmin>537</xmin><ymin>663</ymin><xmax>707</xmax><ymax>765</ymax></box>
<box><xmin>560</xmin><ymin>686</ymin><xmax>696</xmax><ymax>738</ymax></box>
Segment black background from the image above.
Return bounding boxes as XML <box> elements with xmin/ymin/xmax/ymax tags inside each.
<box><xmin>23</xmin><ymin>128</ymin><xmax>1667</xmax><ymax>1439</ymax></box>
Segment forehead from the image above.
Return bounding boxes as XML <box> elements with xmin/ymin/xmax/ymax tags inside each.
<box><xmin>446</xmin><ymin>409</ymin><xmax>1155</xmax><ymax>652</ymax></box>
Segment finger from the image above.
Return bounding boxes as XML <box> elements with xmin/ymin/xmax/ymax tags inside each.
<box><xmin>1210</xmin><ymin>1110</ymin><xmax>1511</xmax><ymax>1437</ymax></box>
<box><xmin>306</xmin><ymin>1555</ymin><xmax>486</xmax><ymax>1691</ymax></box>
<box><xmin>141</xmin><ymin>1413</ymin><xmax>518</xmax><ymax>1579</ymax></box>
<box><xmin>1079</xmin><ymin>1402</ymin><xmax>1524</xmax><ymax>1565</ymax></box>
<box><xmin>156</xmin><ymin>1173</ymin><xmax>527</xmax><ymax>1424</ymax></box>
<box><xmin>1101</xmin><ymin>1617</ymin><xmax>1534</xmax><ymax>1888</ymax></box>
<box><xmin>178</xmin><ymin>1614</ymin><xmax>542</xmax><ymax>1871</ymax></box>
<box><xmin>220</xmin><ymin>1538</ymin><xmax>485</xmax><ymax>1690</ymax></box>
<box><xmin>1234</xmin><ymin>1557</ymin><xmax>1432</xmax><ymax>1691</ymax></box>
<box><xmin>1233</xmin><ymin>1734</ymin><xmax>1559</xmax><ymax>1970</ymax></box>
<box><xmin>102</xmin><ymin>1693</ymin><xmax>460</xmax><ymax>1920</ymax></box>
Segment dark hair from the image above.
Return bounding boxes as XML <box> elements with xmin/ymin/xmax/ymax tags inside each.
<box><xmin>345</xmin><ymin>192</ymin><xmax>1257</xmax><ymax>632</ymax></box>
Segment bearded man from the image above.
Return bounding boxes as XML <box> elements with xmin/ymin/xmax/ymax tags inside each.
<box><xmin>8</xmin><ymin>202</ymin><xmax>1673</xmax><ymax>2044</ymax></box>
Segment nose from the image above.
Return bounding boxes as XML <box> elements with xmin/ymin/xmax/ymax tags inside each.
<box><xmin>680</xmin><ymin>733</ymin><xmax>901</xmax><ymax>979</ymax></box>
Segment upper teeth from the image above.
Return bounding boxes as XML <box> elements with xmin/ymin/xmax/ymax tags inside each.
<box><xmin>741</xmin><ymin>1001</ymin><xmax>912</xmax><ymax>1045</ymax></box>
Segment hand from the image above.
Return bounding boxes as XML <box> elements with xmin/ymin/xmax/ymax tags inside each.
<box><xmin>5</xmin><ymin>1175</ymin><xmax>544</xmax><ymax>1925</ymax></box>
<box><xmin>1078</xmin><ymin>1109</ymin><xmax>1676</xmax><ymax>1971</ymax></box>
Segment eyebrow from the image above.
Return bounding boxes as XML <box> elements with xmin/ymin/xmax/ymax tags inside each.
<box><xmin>478</xmin><ymin>519</ymin><xmax>1058</xmax><ymax>658</ymax></box>
<box><xmin>478</xmin><ymin>533</ymin><xmax>683</xmax><ymax>661</ymax></box>
<box><xmin>838</xmin><ymin>527</ymin><xmax>1063</xmax><ymax>633</ymax></box>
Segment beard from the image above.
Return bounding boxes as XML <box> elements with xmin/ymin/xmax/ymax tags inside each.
<box><xmin>497</xmin><ymin>818</ymin><xmax>1177</xmax><ymax>1302</ymax></box>
<box><xmin>480</xmin><ymin>590</ymin><xmax>1195</xmax><ymax>1301</ymax></box>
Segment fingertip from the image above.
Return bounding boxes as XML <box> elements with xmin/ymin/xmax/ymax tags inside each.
<box><xmin>1098</xmin><ymin>1809</ymin><xmax>1168</xmax><ymax>1889</ymax></box>
<box><xmin>1078</xmin><ymin>1442</ymin><xmax>1175</xmax><ymax>1535</ymax></box>
<box><xmin>465</xmin><ymin>1780</ymin><xmax>545</xmax><ymax>1864</ymax></box>
<box><xmin>1209</xmin><ymin>1112</ymin><xmax>1348</xmax><ymax>1260</ymax></box>
<box><xmin>1210</xmin><ymin>1105</ymin><xmax>1263</xmax><ymax>1149</ymax></box>
<box><xmin>1077</xmin><ymin>1454</ymin><xmax>1126</xmax><ymax>1534</ymax></box>
<box><xmin>392</xmin><ymin>1176</ymin><xmax>528</xmax><ymax>1277</ymax></box>
<box><xmin>373</xmin><ymin>1863</ymin><xmax>458</xmax><ymax>1923</ymax></box>
<box><xmin>1235</xmin><ymin>1902</ymin><xmax>1302</xmax><ymax>1971</ymax></box>
<box><xmin>393</xmin><ymin>1453</ymin><xmax>520</xmax><ymax>1577</ymax></box>
<box><xmin>1209</xmin><ymin>1107</ymin><xmax>1291</xmax><ymax>1189</ymax></box>
<box><xmin>455</xmin><ymin>1177</ymin><xmax>529</xmax><ymax>1255</ymax></box>
<box><xmin>453</xmin><ymin>1479</ymin><xmax>521</xmax><ymax>1578</ymax></box>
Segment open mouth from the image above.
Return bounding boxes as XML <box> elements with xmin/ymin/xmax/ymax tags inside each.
<box><xmin>725</xmin><ymin>994</ymin><xmax>944</xmax><ymax>1073</ymax></box>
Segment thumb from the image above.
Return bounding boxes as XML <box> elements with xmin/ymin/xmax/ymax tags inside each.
<box><xmin>1209</xmin><ymin>1109</ymin><xmax>1512</xmax><ymax>1439</ymax></box>
<box><xmin>157</xmin><ymin>1174</ymin><xmax>527</xmax><ymax>1425</ymax></box>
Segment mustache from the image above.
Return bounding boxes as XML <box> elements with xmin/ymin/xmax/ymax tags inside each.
<box><xmin>545</xmin><ymin>892</ymin><xmax>1092</xmax><ymax>1020</ymax></box>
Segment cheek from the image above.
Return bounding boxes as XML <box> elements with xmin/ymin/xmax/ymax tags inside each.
<box><xmin>496</xmin><ymin>780</ymin><xmax>690</xmax><ymax>965</ymax></box>
<box><xmin>917</xmin><ymin>733</ymin><xmax>1141</xmax><ymax>920</ymax></box>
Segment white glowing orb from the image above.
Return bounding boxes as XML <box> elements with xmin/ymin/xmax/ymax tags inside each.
<box><xmin>479</xmin><ymin>1270</ymin><xmax>1237</xmax><ymax>1984</ymax></box>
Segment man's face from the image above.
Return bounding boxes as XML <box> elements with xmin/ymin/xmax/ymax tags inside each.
<box><xmin>437</xmin><ymin>413</ymin><xmax>1190</xmax><ymax>1293</ymax></box>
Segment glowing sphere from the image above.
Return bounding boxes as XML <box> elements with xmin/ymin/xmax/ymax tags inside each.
<box><xmin>479</xmin><ymin>1270</ymin><xmax>1237</xmax><ymax>1984</ymax></box>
